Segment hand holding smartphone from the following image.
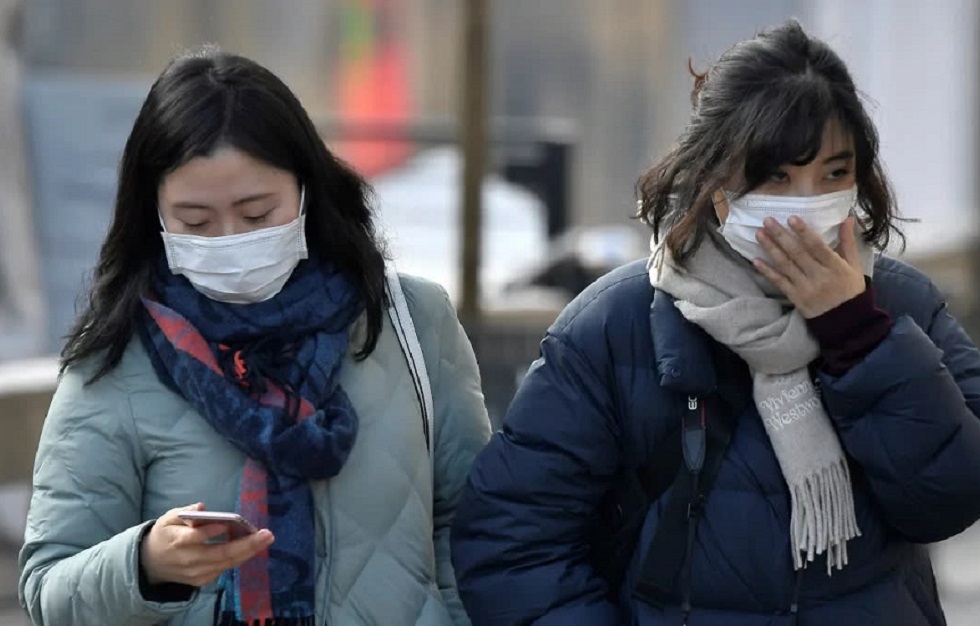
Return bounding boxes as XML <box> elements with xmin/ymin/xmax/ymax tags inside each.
<box><xmin>177</xmin><ymin>510</ymin><xmax>258</xmax><ymax>541</ymax></box>
<box><xmin>141</xmin><ymin>505</ymin><xmax>274</xmax><ymax>587</ymax></box>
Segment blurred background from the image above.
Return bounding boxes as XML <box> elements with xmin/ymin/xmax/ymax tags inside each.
<box><xmin>0</xmin><ymin>0</ymin><xmax>978</xmax><ymax>624</ymax></box>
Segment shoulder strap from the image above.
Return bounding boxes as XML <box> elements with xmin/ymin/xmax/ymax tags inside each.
<box><xmin>594</xmin><ymin>286</ymin><xmax>740</xmax><ymax>599</ymax></box>
<box><xmin>633</xmin><ymin>394</ymin><xmax>738</xmax><ymax>608</ymax></box>
<box><xmin>630</xmin><ymin>286</ymin><xmax>739</xmax><ymax>607</ymax></box>
<box><xmin>384</xmin><ymin>268</ymin><xmax>435</xmax><ymax>464</ymax></box>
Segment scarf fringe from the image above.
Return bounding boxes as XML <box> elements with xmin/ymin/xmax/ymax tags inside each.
<box><xmin>214</xmin><ymin>613</ymin><xmax>316</xmax><ymax>626</ymax></box>
<box><xmin>789</xmin><ymin>459</ymin><xmax>861</xmax><ymax>574</ymax></box>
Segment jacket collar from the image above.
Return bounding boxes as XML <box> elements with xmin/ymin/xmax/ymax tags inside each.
<box><xmin>650</xmin><ymin>288</ymin><xmax>717</xmax><ymax>396</ymax></box>
<box><xmin>651</xmin><ymin>289</ymin><xmax>757</xmax><ymax>414</ymax></box>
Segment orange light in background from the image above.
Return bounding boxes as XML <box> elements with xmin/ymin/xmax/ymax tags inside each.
<box><xmin>335</xmin><ymin>0</ymin><xmax>414</xmax><ymax>177</ymax></box>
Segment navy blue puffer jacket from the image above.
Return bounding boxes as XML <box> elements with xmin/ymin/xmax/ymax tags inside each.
<box><xmin>451</xmin><ymin>256</ymin><xmax>980</xmax><ymax>626</ymax></box>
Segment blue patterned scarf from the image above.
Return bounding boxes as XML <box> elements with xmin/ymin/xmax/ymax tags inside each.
<box><xmin>138</xmin><ymin>257</ymin><xmax>363</xmax><ymax>626</ymax></box>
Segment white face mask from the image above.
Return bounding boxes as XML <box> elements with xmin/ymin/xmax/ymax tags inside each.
<box><xmin>718</xmin><ymin>186</ymin><xmax>858</xmax><ymax>263</ymax></box>
<box><xmin>160</xmin><ymin>188</ymin><xmax>309</xmax><ymax>304</ymax></box>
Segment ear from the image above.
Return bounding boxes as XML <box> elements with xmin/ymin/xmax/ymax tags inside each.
<box><xmin>711</xmin><ymin>189</ymin><xmax>729</xmax><ymax>223</ymax></box>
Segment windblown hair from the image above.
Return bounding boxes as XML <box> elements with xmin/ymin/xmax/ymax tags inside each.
<box><xmin>637</xmin><ymin>19</ymin><xmax>902</xmax><ymax>263</ymax></box>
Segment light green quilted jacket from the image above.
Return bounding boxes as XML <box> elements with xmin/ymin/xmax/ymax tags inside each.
<box><xmin>18</xmin><ymin>274</ymin><xmax>492</xmax><ymax>626</ymax></box>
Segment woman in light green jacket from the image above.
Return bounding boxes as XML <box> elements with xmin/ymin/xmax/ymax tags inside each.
<box><xmin>18</xmin><ymin>48</ymin><xmax>491</xmax><ymax>626</ymax></box>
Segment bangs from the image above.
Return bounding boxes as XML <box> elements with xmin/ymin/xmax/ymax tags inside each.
<box><xmin>154</xmin><ymin>85</ymin><xmax>297</xmax><ymax>178</ymax></box>
<box><xmin>154</xmin><ymin>89</ymin><xmax>230</xmax><ymax>173</ymax></box>
<box><xmin>219</xmin><ymin>90</ymin><xmax>300</xmax><ymax>174</ymax></box>
<box><xmin>739</xmin><ymin>78</ymin><xmax>845</xmax><ymax>189</ymax></box>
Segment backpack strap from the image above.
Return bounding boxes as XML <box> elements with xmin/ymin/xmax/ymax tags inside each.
<box><xmin>633</xmin><ymin>394</ymin><xmax>738</xmax><ymax>615</ymax></box>
<box><xmin>385</xmin><ymin>268</ymin><xmax>435</xmax><ymax>465</ymax></box>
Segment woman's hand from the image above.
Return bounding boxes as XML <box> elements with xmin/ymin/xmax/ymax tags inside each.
<box><xmin>139</xmin><ymin>503</ymin><xmax>274</xmax><ymax>588</ymax></box>
<box><xmin>753</xmin><ymin>215</ymin><xmax>867</xmax><ymax>319</ymax></box>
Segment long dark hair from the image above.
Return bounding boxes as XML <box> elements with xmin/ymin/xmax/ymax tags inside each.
<box><xmin>638</xmin><ymin>19</ymin><xmax>903</xmax><ymax>263</ymax></box>
<box><xmin>62</xmin><ymin>47</ymin><xmax>388</xmax><ymax>380</ymax></box>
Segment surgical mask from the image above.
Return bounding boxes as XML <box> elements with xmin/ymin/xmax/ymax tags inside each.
<box><xmin>718</xmin><ymin>186</ymin><xmax>858</xmax><ymax>263</ymax></box>
<box><xmin>160</xmin><ymin>188</ymin><xmax>308</xmax><ymax>304</ymax></box>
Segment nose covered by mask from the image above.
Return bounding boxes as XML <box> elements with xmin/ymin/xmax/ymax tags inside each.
<box><xmin>718</xmin><ymin>186</ymin><xmax>859</xmax><ymax>265</ymax></box>
<box><xmin>160</xmin><ymin>187</ymin><xmax>308</xmax><ymax>304</ymax></box>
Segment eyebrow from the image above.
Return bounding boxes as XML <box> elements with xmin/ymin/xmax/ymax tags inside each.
<box><xmin>822</xmin><ymin>150</ymin><xmax>854</xmax><ymax>164</ymax></box>
<box><xmin>172</xmin><ymin>192</ymin><xmax>277</xmax><ymax>210</ymax></box>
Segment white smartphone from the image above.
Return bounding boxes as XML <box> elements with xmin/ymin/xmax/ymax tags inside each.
<box><xmin>177</xmin><ymin>511</ymin><xmax>258</xmax><ymax>541</ymax></box>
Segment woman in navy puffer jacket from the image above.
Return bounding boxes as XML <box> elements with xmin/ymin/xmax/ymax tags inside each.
<box><xmin>450</xmin><ymin>20</ymin><xmax>980</xmax><ymax>626</ymax></box>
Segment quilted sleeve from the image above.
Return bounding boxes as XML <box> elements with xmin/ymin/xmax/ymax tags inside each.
<box><xmin>821</xmin><ymin>282</ymin><xmax>980</xmax><ymax>543</ymax></box>
<box><xmin>451</xmin><ymin>330</ymin><xmax>623</xmax><ymax>626</ymax></box>
<box><xmin>18</xmin><ymin>364</ymin><xmax>197</xmax><ymax>625</ymax></box>
<box><xmin>406</xmin><ymin>277</ymin><xmax>492</xmax><ymax>626</ymax></box>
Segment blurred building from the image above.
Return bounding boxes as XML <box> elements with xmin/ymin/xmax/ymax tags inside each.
<box><xmin>0</xmin><ymin>0</ymin><xmax>43</xmax><ymax>360</ymax></box>
<box><xmin>5</xmin><ymin>0</ymin><xmax>979</xmax><ymax>421</ymax></box>
<box><xmin>6</xmin><ymin>0</ymin><xmax>979</xmax><ymax>348</ymax></box>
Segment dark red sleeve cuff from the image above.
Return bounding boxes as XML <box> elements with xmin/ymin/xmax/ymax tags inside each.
<box><xmin>806</xmin><ymin>278</ymin><xmax>893</xmax><ymax>377</ymax></box>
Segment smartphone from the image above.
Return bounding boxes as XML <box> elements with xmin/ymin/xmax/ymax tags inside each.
<box><xmin>177</xmin><ymin>511</ymin><xmax>258</xmax><ymax>541</ymax></box>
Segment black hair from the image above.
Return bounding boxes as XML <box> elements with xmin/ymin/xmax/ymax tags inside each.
<box><xmin>62</xmin><ymin>47</ymin><xmax>388</xmax><ymax>380</ymax></box>
<box><xmin>638</xmin><ymin>19</ymin><xmax>903</xmax><ymax>262</ymax></box>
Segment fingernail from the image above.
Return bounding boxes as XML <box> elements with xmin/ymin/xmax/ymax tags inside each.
<box><xmin>788</xmin><ymin>216</ymin><xmax>801</xmax><ymax>228</ymax></box>
<box><xmin>257</xmin><ymin>530</ymin><xmax>274</xmax><ymax>542</ymax></box>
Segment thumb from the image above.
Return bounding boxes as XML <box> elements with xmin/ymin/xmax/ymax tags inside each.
<box><xmin>838</xmin><ymin>216</ymin><xmax>861</xmax><ymax>267</ymax></box>
<box><xmin>160</xmin><ymin>502</ymin><xmax>204</xmax><ymax>527</ymax></box>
